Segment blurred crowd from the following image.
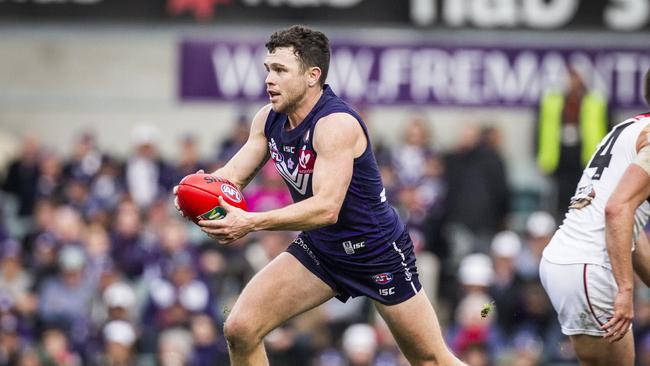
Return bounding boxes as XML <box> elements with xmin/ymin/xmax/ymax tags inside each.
<box><xmin>2</xmin><ymin>115</ymin><xmax>650</xmax><ymax>366</ymax></box>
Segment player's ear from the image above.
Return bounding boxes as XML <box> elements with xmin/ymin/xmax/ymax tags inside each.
<box><xmin>308</xmin><ymin>66</ymin><xmax>321</xmax><ymax>87</ymax></box>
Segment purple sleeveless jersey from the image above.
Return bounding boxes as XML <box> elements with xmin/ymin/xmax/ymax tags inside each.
<box><xmin>264</xmin><ymin>86</ymin><xmax>420</xmax><ymax>305</ymax></box>
<box><xmin>264</xmin><ymin>85</ymin><xmax>406</xmax><ymax>260</ymax></box>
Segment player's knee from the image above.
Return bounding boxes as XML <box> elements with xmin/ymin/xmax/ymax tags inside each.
<box><xmin>223</xmin><ymin>316</ymin><xmax>262</xmax><ymax>352</ymax></box>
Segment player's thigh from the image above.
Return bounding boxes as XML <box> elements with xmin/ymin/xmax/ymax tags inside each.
<box><xmin>227</xmin><ymin>252</ymin><xmax>335</xmax><ymax>338</ymax></box>
<box><xmin>570</xmin><ymin>332</ymin><xmax>634</xmax><ymax>366</ymax></box>
<box><xmin>373</xmin><ymin>289</ymin><xmax>454</xmax><ymax>362</ymax></box>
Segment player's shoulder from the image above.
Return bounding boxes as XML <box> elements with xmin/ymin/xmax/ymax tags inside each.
<box><xmin>313</xmin><ymin>113</ymin><xmax>362</xmax><ymax>147</ymax></box>
<box><xmin>314</xmin><ymin>112</ymin><xmax>361</xmax><ymax>136</ymax></box>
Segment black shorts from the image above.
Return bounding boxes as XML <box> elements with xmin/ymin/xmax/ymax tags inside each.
<box><xmin>286</xmin><ymin>229</ymin><xmax>422</xmax><ymax>305</ymax></box>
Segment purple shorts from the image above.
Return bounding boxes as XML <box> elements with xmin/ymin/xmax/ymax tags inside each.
<box><xmin>286</xmin><ymin>229</ymin><xmax>421</xmax><ymax>305</ymax></box>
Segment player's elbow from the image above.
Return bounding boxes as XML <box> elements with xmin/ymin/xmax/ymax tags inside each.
<box><xmin>321</xmin><ymin>201</ymin><xmax>340</xmax><ymax>225</ymax></box>
<box><xmin>604</xmin><ymin>201</ymin><xmax>625</xmax><ymax>221</ymax></box>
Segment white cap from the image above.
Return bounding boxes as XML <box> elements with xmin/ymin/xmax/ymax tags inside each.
<box><xmin>458</xmin><ymin>253</ymin><xmax>494</xmax><ymax>287</ymax></box>
<box><xmin>491</xmin><ymin>231</ymin><xmax>522</xmax><ymax>258</ymax></box>
<box><xmin>103</xmin><ymin>282</ymin><xmax>136</xmax><ymax>309</ymax></box>
<box><xmin>103</xmin><ymin>320</ymin><xmax>136</xmax><ymax>347</ymax></box>
<box><xmin>342</xmin><ymin>324</ymin><xmax>377</xmax><ymax>355</ymax></box>
<box><xmin>526</xmin><ymin>211</ymin><xmax>556</xmax><ymax>238</ymax></box>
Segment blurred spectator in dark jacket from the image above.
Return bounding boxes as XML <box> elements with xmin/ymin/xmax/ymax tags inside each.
<box><xmin>488</xmin><ymin>231</ymin><xmax>525</xmax><ymax>335</ymax></box>
<box><xmin>444</xmin><ymin>124</ymin><xmax>510</xmax><ymax>255</ymax></box>
<box><xmin>2</xmin><ymin>134</ymin><xmax>41</xmax><ymax>217</ymax></box>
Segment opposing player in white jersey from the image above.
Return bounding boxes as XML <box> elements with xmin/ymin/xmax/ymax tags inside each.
<box><xmin>540</xmin><ymin>69</ymin><xmax>650</xmax><ymax>366</ymax></box>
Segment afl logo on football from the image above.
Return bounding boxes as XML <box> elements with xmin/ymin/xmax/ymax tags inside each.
<box><xmin>221</xmin><ymin>184</ymin><xmax>242</xmax><ymax>203</ymax></box>
<box><xmin>372</xmin><ymin>273</ymin><xmax>393</xmax><ymax>285</ymax></box>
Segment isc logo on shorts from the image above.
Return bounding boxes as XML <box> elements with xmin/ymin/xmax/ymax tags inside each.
<box><xmin>379</xmin><ymin>287</ymin><xmax>395</xmax><ymax>296</ymax></box>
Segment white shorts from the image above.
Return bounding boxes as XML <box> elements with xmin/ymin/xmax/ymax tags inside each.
<box><xmin>539</xmin><ymin>257</ymin><xmax>617</xmax><ymax>336</ymax></box>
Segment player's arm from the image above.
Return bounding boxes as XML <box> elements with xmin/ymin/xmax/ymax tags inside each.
<box><xmin>212</xmin><ymin>105</ymin><xmax>272</xmax><ymax>190</ymax></box>
<box><xmin>198</xmin><ymin>113</ymin><xmax>362</xmax><ymax>242</ymax></box>
<box><xmin>602</xmin><ymin>127</ymin><xmax>650</xmax><ymax>341</ymax></box>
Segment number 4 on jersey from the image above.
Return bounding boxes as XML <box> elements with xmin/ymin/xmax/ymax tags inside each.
<box><xmin>588</xmin><ymin>121</ymin><xmax>634</xmax><ymax>180</ymax></box>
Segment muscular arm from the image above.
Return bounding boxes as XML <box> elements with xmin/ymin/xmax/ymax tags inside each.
<box><xmin>601</xmin><ymin>125</ymin><xmax>650</xmax><ymax>341</ymax></box>
<box><xmin>212</xmin><ymin>105</ymin><xmax>272</xmax><ymax>190</ymax></box>
<box><xmin>249</xmin><ymin>113</ymin><xmax>362</xmax><ymax>231</ymax></box>
<box><xmin>605</xmin><ymin>164</ymin><xmax>650</xmax><ymax>293</ymax></box>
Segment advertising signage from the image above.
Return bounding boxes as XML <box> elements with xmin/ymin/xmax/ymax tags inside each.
<box><xmin>180</xmin><ymin>38</ymin><xmax>650</xmax><ymax>108</ymax></box>
<box><xmin>1</xmin><ymin>0</ymin><xmax>649</xmax><ymax>31</ymax></box>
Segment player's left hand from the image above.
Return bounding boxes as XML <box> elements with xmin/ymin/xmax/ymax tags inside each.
<box><xmin>198</xmin><ymin>196</ymin><xmax>254</xmax><ymax>244</ymax></box>
<box><xmin>601</xmin><ymin>290</ymin><xmax>634</xmax><ymax>343</ymax></box>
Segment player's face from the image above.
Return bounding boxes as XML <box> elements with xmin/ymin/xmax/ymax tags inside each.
<box><xmin>264</xmin><ymin>47</ymin><xmax>309</xmax><ymax>114</ymax></box>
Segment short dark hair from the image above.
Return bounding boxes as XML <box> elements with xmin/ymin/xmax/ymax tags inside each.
<box><xmin>265</xmin><ymin>25</ymin><xmax>330</xmax><ymax>87</ymax></box>
<box><xmin>645</xmin><ymin>68</ymin><xmax>650</xmax><ymax>108</ymax></box>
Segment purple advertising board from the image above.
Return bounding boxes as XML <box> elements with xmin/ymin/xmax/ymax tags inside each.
<box><xmin>180</xmin><ymin>38</ymin><xmax>650</xmax><ymax>108</ymax></box>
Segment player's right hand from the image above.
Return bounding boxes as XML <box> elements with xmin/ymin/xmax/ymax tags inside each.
<box><xmin>173</xmin><ymin>169</ymin><xmax>205</xmax><ymax>219</ymax></box>
<box><xmin>601</xmin><ymin>290</ymin><xmax>633</xmax><ymax>343</ymax></box>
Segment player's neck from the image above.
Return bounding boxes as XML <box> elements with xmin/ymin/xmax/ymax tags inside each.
<box><xmin>287</xmin><ymin>88</ymin><xmax>323</xmax><ymax>129</ymax></box>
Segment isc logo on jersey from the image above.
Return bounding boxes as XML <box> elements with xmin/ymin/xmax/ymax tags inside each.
<box><xmin>221</xmin><ymin>184</ymin><xmax>242</xmax><ymax>202</ymax></box>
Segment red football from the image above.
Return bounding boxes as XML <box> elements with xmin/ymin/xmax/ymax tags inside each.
<box><xmin>176</xmin><ymin>174</ymin><xmax>248</xmax><ymax>222</ymax></box>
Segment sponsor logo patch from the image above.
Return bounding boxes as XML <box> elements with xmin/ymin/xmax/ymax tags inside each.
<box><xmin>342</xmin><ymin>240</ymin><xmax>366</xmax><ymax>255</ymax></box>
<box><xmin>199</xmin><ymin>206</ymin><xmax>226</xmax><ymax>220</ymax></box>
<box><xmin>372</xmin><ymin>273</ymin><xmax>393</xmax><ymax>285</ymax></box>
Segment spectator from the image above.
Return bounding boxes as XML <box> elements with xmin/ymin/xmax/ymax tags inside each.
<box><xmin>2</xmin><ymin>133</ymin><xmax>41</xmax><ymax>217</ymax></box>
<box><xmin>38</xmin><ymin>246</ymin><xmax>94</xmax><ymax>343</ymax></box>
<box><xmin>489</xmin><ymin>231</ymin><xmax>525</xmax><ymax>335</ymax></box>
<box><xmin>516</xmin><ymin>211</ymin><xmax>556</xmax><ymax>280</ymax></box>
<box><xmin>157</xmin><ymin>328</ymin><xmax>194</xmax><ymax>366</ymax></box>
<box><xmin>125</xmin><ymin>124</ymin><xmax>174</xmax><ymax>210</ymax></box>
<box><xmin>189</xmin><ymin>314</ymin><xmax>228</xmax><ymax>366</ymax></box>
<box><xmin>62</xmin><ymin>132</ymin><xmax>103</xmax><ymax>184</ymax></box>
<box><xmin>100</xmin><ymin>320</ymin><xmax>137</xmax><ymax>366</ymax></box>
<box><xmin>392</xmin><ymin>114</ymin><xmax>437</xmax><ymax>186</ymax></box>
<box><xmin>109</xmin><ymin>200</ymin><xmax>150</xmax><ymax>280</ymax></box>
<box><xmin>214</xmin><ymin>114</ymin><xmax>250</xmax><ymax>166</ymax></box>
<box><xmin>535</xmin><ymin>67</ymin><xmax>608</xmax><ymax>219</ymax></box>
<box><xmin>444</xmin><ymin>124</ymin><xmax>510</xmax><ymax>256</ymax></box>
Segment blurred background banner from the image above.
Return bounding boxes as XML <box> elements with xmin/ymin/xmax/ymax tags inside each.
<box><xmin>180</xmin><ymin>38</ymin><xmax>650</xmax><ymax>108</ymax></box>
<box><xmin>1</xmin><ymin>0</ymin><xmax>649</xmax><ymax>31</ymax></box>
